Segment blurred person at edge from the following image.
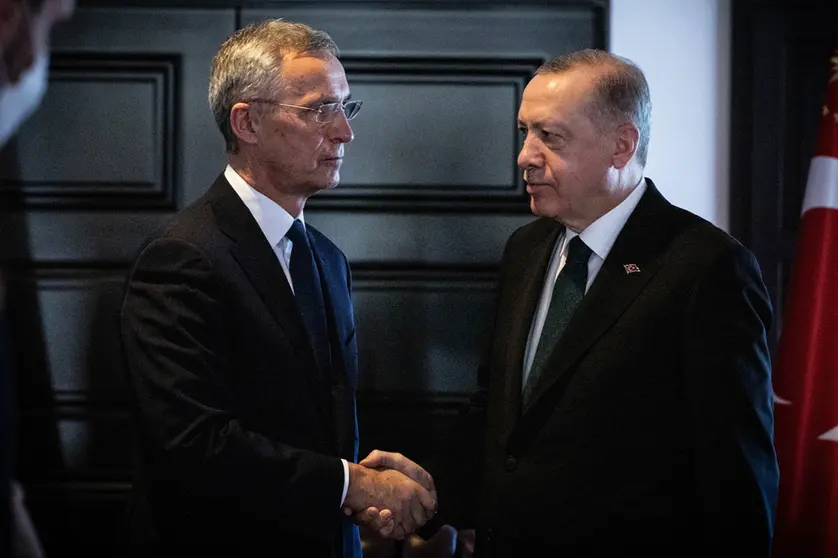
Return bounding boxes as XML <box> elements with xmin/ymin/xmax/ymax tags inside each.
<box><xmin>0</xmin><ymin>0</ymin><xmax>76</xmax><ymax>556</ymax></box>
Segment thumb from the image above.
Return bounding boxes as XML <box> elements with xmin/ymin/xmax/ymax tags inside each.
<box><xmin>359</xmin><ymin>449</ymin><xmax>390</xmax><ymax>469</ymax></box>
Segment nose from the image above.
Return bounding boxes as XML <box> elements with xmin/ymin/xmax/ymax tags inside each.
<box><xmin>517</xmin><ymin>133</ymin><xmax>542</xmax><ymax>171</ymax></box>
<box><xmin>330</xmin><ymin>110</ymin><xmax>354</xmax><ymax>144</ymax></box>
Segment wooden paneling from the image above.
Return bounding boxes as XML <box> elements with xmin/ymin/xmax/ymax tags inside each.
<box><xmin>353</xmin><ymin>268</ymin><xmax>497</xmax><ymax>393</ymax></box>
<box><xmin>0</xmin><ymin>56</ymin><xmax>177</xmax><ymax>209</ymax></box>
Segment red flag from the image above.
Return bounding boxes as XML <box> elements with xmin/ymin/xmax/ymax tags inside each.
<box><xmin>772</xmin><ymin>47</ymin><xmax>838</xmax><ymax>557</ymax></box>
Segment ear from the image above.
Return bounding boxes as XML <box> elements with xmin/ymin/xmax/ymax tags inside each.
<box><xmin>229</xmin><ymin>102</ymin><xmax>260</xmax><ymax>148</ymax></box>
<box><xmin>612</xmin><ymin>123</ymin><xmax>639</xmax><ymax>169</ymax></box>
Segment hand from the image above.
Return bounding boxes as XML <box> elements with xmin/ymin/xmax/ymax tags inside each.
<box><xmin>345</xmin><ymin>463</ymin><xmax>437</xmax><ymax>539</ymax></box>
<box><xmin>345</xmin><ymin>505</ymin><xmax>395</xmax><ymax>538</ymax></box>
<box><xmin>360</xmin><ymin>450</ymin><xmax>437</xmax><ymax>502</ymax></box>
<box><xmin>403</xmin><ymin>524</ymin><xmax>459</xmax><ymax>558</ymax></box>
<box><xmin>457</xmin><ymin>528</ymin><xmax>475</xmax><ymax>558</ymax></box>
<box><xmin>354</xmin><ymin>450</ymin><xmax>438</xmax><ymax>539</ymax></box>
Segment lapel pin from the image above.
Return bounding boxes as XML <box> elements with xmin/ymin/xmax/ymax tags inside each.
<box><xmin>623</xmin><ymin>263</ymin><xmax>641</xmax><ymax>274</ymax></box>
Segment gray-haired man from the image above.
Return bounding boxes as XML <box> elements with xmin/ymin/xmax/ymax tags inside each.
<box><xmin>119</xmin><ymin>19</ymin><xmax>435</xmax><ymax>556</ymax></box>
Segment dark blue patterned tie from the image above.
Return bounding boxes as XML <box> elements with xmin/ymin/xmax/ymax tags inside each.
<box><xmin>286</xmin><ymin>220</ymin><xmax>330</xmax><ymax>373</ymax></box>
<box><xmin>523</xmin><ymin>235</ymin><xmax>592</xmax><ymax>407</ymax></box>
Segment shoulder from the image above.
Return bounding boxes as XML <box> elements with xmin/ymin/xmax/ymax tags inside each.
<box><xmin>665</xmin><ymin>205</ymin><xmax>755</xmax><ymax>268</ymax></box>
<box><xmin>639</xmin><ymin>181</ymin><xmax>755</xmax><ymax>268</ymax></box>
<box><xmin>132</xmin><ymin>189</ymin><xmax>225</xmax><ymax>264</ymax></box>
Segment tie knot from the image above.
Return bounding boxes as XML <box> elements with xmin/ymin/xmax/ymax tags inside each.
<box><xmin>286</xmin><ymin>219</ymin><xmax>309</xmax><ymax>248</ymax></box>
<box><xmin>566</xmin><ymin>236</ymin><xmax>592</xmax><ymax>265</ymax></box>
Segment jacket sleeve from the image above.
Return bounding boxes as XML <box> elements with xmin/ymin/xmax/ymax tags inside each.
<box><xmin>119</xmin><ymin>237</ymin><xmax>344</xmax><ymax>537</ymax></box>
<box><xmin>680</xmin><ymin>244</ymin><xmax>779</xmax><ymax>555</ymax></box>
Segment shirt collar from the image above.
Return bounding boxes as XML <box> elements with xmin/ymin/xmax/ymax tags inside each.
<box><xmin>224</xmin><ymin>164</ymin><xmax>304</xmax><ymax>247</ymax></box>
<box><xmin>576</xmin><ymin>177</ymin><xmax>647</xmax><ymax>260</ymax></box>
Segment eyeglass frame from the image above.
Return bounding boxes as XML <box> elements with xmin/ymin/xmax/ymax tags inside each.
<box><xmin>246</xmin><ymin>98</ymin><xmax>363</xmax><ymax>124</ymax></box>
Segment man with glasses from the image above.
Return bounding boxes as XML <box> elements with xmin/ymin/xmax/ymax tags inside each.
<box><xmin>118</xmin><ymin>19</ymin><xmax>436</xmax><ymax>556</ymax></box>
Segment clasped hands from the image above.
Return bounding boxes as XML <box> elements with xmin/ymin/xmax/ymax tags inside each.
<box><xmin>343</xmin><ymin>450</ymin><xmax>437</xmax><ymax>540</ymax></box>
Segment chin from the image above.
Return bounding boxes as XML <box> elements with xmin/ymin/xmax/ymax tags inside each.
<box><xmin>308</xmin><ymin>174</ymin><xmax>340</xmax><ymax>194</ymax></box>
<box><xmin>530</xmin><ymin>197</ymin><xmax>559</xmax><ymax>220</ymax></box>
<box><xmin>324</xmin><ymin>170</ymin><xmax>340</xmax><ymax>189</ymax></box>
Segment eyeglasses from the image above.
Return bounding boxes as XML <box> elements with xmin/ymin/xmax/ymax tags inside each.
<box><xmin>248</xmin><ymin>99</ymin><xmax>363</xmax><ymax>123</ymax></box>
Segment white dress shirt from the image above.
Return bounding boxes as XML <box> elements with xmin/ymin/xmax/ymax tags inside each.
<box><xmin>225</xmin><ymin>165</ymin><xmax>351</xmax><ymax>508</ymax></box>
<box><xmin>522</xmin><ymin>179</ymin><xmax>648</xmax><ymax>390</ymax></box>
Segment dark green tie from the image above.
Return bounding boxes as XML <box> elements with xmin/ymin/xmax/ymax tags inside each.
<box><xmin>523</xmin><ymin>235</ymin><xmax>592</xmax><ymax>408</ymax></box>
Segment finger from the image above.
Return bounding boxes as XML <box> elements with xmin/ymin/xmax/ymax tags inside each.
<box><xmin>354</xmin><ymin>506</ymin><xmax>381</xmax><ymax>526</ymax></box>
<box><xmin>415</xmin><ymin>484</ymin><xmax>437</xmax><ymax>513</ymax></box>
<box><xmin>425</xmin><ymin>499</ymin><xmax>437</xmax><ymax>522</ymax></box>
<box><xmin>400</xmin><ymin>461</ymin><xmax>433</xmax><ymax>493</ymax></box>
<box><xmin>376</xmin><ymin>513</ymin><xmax>395</xmax><ymax>538</ymax></box>
<box><xmin>359</xmin><ymin>449</ymin><xmax>387</xmax><ymax>469</ymax></box>
<box><xmin>394</xmin><ymin>498</ymin><xmax>419</xmax><ymax>535</ymax></box>
<box><xmin>362</xmin><ymin>507</ymin><xmax>395</xmax><ymax>533</ymax></box>
<box><xmin>407</xmin><ymin>497</ymin><xmax>427</xmax><ymax>532</ymax></box>
<box><xmin>392</xmin><ymin>524</ymin><xmax>407</xmax><ymax>541</ymax></box>
<box><xmin>458</xmin><ymin>528</ymin><xmax>476</xmax><ymax>557</ymax></box>
<box><xmin>427</xmin><ymin>485</ymin><xmax>438</xmax><ymax>520</ymax></box>
<box><xmin>374</xmin><ymin>510</ymin><xmax>394</xmax><ymax>533</ymax></box>
<box><xmin>391</xmin><ymin>456</ymin><xmax>435</xmax><ymax>494</ymax></box>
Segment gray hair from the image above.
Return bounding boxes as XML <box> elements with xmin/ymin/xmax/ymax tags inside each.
<box><xmin>537</xmin><ymin>49</ymin><xmax>652</xmax><ymax>167</ymax></box>
<box><xmin>208</xmin><ymin>19</ymin><xmax>339</xmax><ymax>153</ymax></box>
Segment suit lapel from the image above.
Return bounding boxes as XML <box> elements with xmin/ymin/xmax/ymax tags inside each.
<box><xmin>522</xmin><ymin>183</ymin><xmax>676</xmax><ymax>414</ymax></box>
<box><xmin>208</xmin><ymin>175</ymin><xmax>332</xmax><ymax>410</ymax></box>
<box><xmin>502</xmin><ymin>221</ymin><xmax>563</xmax><ymax>418</ymax></box>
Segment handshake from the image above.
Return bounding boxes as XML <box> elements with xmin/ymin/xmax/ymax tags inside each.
<box><xmin>343</xmin><ymin>450</ymin><xmax>437</xmax><ymax>540</ymax></box>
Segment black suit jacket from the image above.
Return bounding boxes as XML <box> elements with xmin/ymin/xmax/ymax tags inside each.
<box><xmin>119</xmin><ymin>174</ymin><xmax>361</xmax><ymax>557</ymax></box>
<box><xmin>439</xmin><ymin>180</ymin><xmax>778</xmax><ymax>557</ymax></box>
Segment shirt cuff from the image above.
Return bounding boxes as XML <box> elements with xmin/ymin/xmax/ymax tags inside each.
<box><xmin>340</xmin><ymin>458</ymin><xmax>349</xmax><ymax>508</ymax></box>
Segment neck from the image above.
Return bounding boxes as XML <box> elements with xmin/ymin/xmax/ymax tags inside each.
<box><xmin>565</xmin><ymin>169</ymin><xmax>644</xmax><ymax>233</ymax></box>
<box><xmin>228</xmin><ymin>153</ymin><xmax>306</xmax><ymax>217</ymax></box>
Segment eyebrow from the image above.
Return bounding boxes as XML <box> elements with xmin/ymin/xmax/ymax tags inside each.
<box><xmin>519</xmin><ymin>119</ymin><xmax>570</xmax><ymax>135</ymax></box>
<box><xmin>314</xmin><ymin>92</ymin><xmax>352</xmax><ymax>106</ymax></box>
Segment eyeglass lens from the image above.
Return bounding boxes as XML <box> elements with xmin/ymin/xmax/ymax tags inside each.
<box><xmin>317</xmin><ymin>100</ymin><xmax>363</xmax><ymax>122</ymax></box>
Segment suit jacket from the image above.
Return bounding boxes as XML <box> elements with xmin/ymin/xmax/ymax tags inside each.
<box><xmin>119</xmin><ymin>174</ymin><xmax>361</xmax><ymax>557</ymax></box>
<box><xmin>440</xmin><ymin>180</ymin><xmax>778</xmax><ymax>557</ymax></box>
<box><xmin>1</xmin><ymin>303</ymin><xmax>11</xmax><ymax>558</ymax></box>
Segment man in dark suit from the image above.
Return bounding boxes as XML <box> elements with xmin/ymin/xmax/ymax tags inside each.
<box><xmin>1</xmin><ymin>1</ymin><xmax>74</xmax><ymax>556</ymax></box>
<box><xmin>370</xmin><ymin>49</ymin><xmax>779</xmax><ymax>557</ymax></box>
<box><xmin>118</xmin><ymin>19</ymin><xmax>436</xmax><ymax>557</ymax></box>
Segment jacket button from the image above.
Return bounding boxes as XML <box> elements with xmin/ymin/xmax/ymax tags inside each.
<box><xmin>505</xmin><ymin>455</ymin><xmax>517</xmax><ymax>471</ymax></box>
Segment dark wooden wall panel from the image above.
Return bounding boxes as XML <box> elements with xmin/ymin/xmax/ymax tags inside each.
<box><xmin>0</xmin><ymin>56</ymin><xmax>177</xmax><ymax>209</ymax></box>
<box><xmin>353</xmin><ymin>271</ymin><xmax>497</xmax><ymax>393</ymax></box>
